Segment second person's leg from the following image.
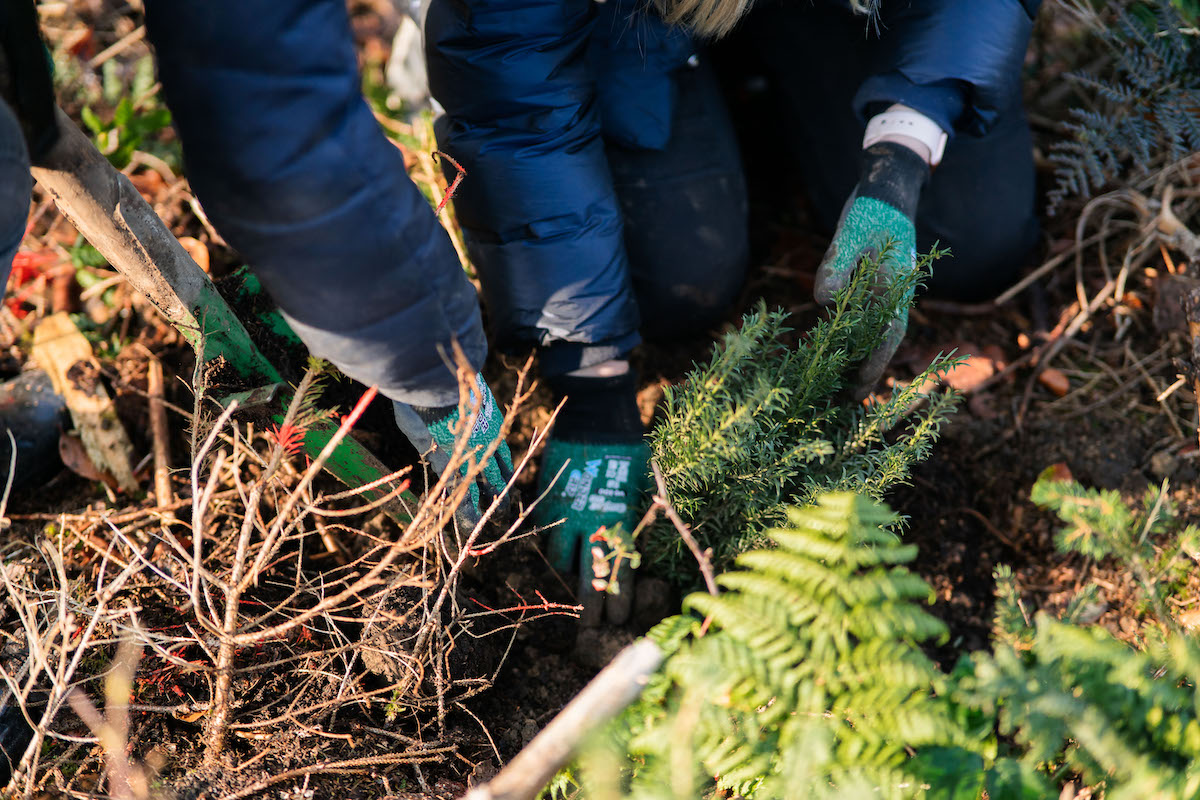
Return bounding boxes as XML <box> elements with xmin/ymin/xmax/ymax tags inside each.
<box><xmin>605</xmin><ymin>55</ymin><xmax>749</xmax><ymax>341</ymax></box>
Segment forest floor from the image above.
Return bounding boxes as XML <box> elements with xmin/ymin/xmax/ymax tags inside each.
<box><xmin>1</xmin><ymin>2</ymin><xmax>1198</xmax><ymax>799</ymax></box>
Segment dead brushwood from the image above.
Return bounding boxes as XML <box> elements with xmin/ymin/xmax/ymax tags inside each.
<box><xmin>1003</xmin><ymin>158</ymin><xmax>1200</xmax><ymax>442</ymax></box>
<box><xmin>65</xmin><ymin>639</ymin><xmax>149</xmax><ymax>800</ymax></box>
<box><xmin>0</xmin><ymin>533</ymin><xmax>142</xmax><ymax>797</ymax></box>
<box><xmin>0</xmin><ymin>349</ymin><xmax>571</xmax><ymax>797</ymax></box>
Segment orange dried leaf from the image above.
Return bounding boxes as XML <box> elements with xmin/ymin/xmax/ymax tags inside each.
<box><xmin>129</xmin><ymin>170</ymin><xmax>165</xmax><ymax>200</ymax></box>
<box><xmin>178</xmin><ymin>236</ymin><xmax>210</xmax><ymax>273</ymax></box>
<box><xmin>981</xmin><ymin>344</ymin><xmax>1007</xmax><ymax>367</ymax></box>
<box><xmin>1046</xmin><ymin>462</ymin><xmax>1074</xmax><ymax>484</ymax></box>
<box><xmin>58</xmin><ymin>432</ymin><xmax>119</xmax><ymax>489</ymax></box>
<box><xmin>942</xmin><ymin>353</ymin><xmax>997</xmax><ymax>392</ymax></box>
<box><xmin>1038</xmin><ymin>368</ymin><xmax>1070</xmax><ymax>397</ymax></box>
<box><xmin>1179</xmin><ymin>608</ymin><xmax>1200</xmax><ymax>631</ymax></box>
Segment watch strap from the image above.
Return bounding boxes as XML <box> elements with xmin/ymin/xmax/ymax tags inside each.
<box><xmin>863</xmin><ymin>108</ymin><xmax>948</xmax><ymax>167</ymax></box>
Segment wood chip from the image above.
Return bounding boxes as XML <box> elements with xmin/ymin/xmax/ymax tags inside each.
<box><xmin>32</xmin><ymin>312</ymin><xmax>137</xmax><ymax>491</ymax></box>
<box><xmin>148</xmin><ymin>357</ymin><xmax>175</xmax><ymax>522</ymax></box>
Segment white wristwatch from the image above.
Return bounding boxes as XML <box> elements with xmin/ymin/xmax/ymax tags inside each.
<box><xmin>863</xmin><ymin>107</ymin><xmax>949</xmax><ymax>167</ymax></box>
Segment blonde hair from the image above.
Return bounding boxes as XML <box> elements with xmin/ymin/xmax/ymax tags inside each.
<box><xmin>654</xmin><ymin>0</ymin><xmax>878</xmax><ymax>39</ymax></box>
<box><xmin>653</xmin><ymin>0</ymin><xmax>751</xmax><ymax>38</ymax></box>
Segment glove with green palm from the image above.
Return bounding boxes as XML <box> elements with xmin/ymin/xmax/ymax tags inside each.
<box><xmin>393</xmin><ymin>372</ymin><xmax>514</xmax><ymax>530</ymax></box>
<box><xmin>533</xmin><ymin>370</ymin><xmax>648</xmax><ymax>627</ymax></box>
<box><xmin>814</xmin><ymin>140</ymin><xmax>930</xmax><ymax>387</ymax></box>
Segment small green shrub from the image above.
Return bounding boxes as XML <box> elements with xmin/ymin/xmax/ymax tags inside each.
<box><xmin>964</xmin><ymin>611</ymin><xmax>1200</xmax><ymax>800</ymax></box>
<box><xmin>1030</xmin><ymin>471</ymin><xmax>1200</xmax><ymax>622</ymax></box>
<box><xmin>957</xmin><ymin>473</ymin><xmax>1200</xmax><ymax>798</ymax></box>
<box><xmin>647</xmin><ymin>249</ymin><xmax>959</xmax><ymax>582</ymax></box>
<box><xmin>554</xmin><ymin>494</ymin><xmax>1040</xmax><ymax>800</ymax></box>
<box><xmin>80</xmin><ymin>56</ymin><xmax>177</xmax><ymax>170</ymax></box>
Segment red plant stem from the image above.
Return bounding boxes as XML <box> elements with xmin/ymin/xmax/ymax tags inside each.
<box><xmin>468</xmin><ymin>596</ymin><xmax>579</xmax><ymax>616</ymax></box>
<box><xmin>650</xmin><ymin>460</ymin><xmax>718</xmax><ymax>598</ymax></box>
<box><xmin>433</xmin><ymin>151</ymin><xmax>466</xmax><ymax>216</ymax></box>
<box><xmin>341</xmin><ymin>386</ymin><xmax>377</xmax><ymax>434</ymax></box>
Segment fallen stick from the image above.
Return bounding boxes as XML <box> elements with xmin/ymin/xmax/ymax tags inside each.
<box><xmin>462</xmin><ymin>639</ymin><xmax>664</xmax><ymax>800</ymax></box>
<box><xmin>1158</xmin><ymin>185</ymin><xmax>1200</xmax><ymax>262</ymax></box>
<box><xmin>1185</xmin><ymin>285</ymin><xmax>1200</xmax><ymax>451</ymax></box>
<box><xmin>31</xmin><ymin>312</ymin><xmax>136</xmax><ymax>491</ymax></box>
<box><xmin>1017</xmin><ymin>279</ymin><xmax>1117</xmax><ymax>422</ymax></box>
<box><xmin>147</xmin><ymin>357</ymin><xmax>174</xmax><ymax>524</ymax></box>
<box><xmin>993</xmin><ymin>230</ymin><xmax>1112</xmax><ymax>306</ymax></box>
<box><xmin>7</xmin><ymin>488</ymin><xmax>238</xmax><ymax>523</ymax></box>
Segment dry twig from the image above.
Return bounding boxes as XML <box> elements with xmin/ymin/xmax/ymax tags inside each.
<box><xmin>147</xmin><ymin>357</ymin><xmax>175</xmax><ymax>525</ymax></box>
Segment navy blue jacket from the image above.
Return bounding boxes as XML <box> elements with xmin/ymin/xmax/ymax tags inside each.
<box><xmin>143</xmin><ymin>0</ymin><xmax>485</xmax><ymax>407</ymax></box>
<box><xmin>137</xmin><ymin>0</ymin><xmax>1037</xmax><ymax>405</ymax></box>
<box><xmin>426</xmin><ymin>0</ymin><xmax>1041</xmax><ymax>358</ymax></box>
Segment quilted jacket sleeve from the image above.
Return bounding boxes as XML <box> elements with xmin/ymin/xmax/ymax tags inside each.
<box><xmin>144</xmin><ymin>0</ymin><xmax>485</xmax><ymax>407</ymax></box>
<box><xmin>854</xmin><ymin>0</ymin><xmax>1042</xmax><ymax>135</ymax></box>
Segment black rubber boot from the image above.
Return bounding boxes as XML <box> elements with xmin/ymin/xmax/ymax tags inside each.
<box><xmin>0</xmin><ymin>370</ymin><xmax>67</xmax><ymax>493</ymax></box>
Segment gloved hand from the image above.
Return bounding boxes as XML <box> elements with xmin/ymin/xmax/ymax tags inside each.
<box><xmin>393</xmin><ymin>372</ymin><xmax>514</xmax><ymax>529</ymax></box>
<box><xmin>536</xmin><ymin>437</ymin><xmax>649</xmax><ymax>626</ymax></box>
<box><xmin>814</xmin><ymin>140</ymin><xmax>930</xmax><ymax>387</ymax></box>
<box><xmin>531</xmin><ymin>370</ymin><xmax>648</xmax><ymax>626</ymax></box>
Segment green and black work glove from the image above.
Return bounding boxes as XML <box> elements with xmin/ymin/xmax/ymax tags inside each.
<box><xmin>814</xmin><ymin>140</ymin><xmax>930</xmax><ymax>387</ymax></box>
<box><xmin>533</xmin><ymin>372</ymin><xmax>648</xmax><ymax>627</ymax></box>
<box><xmin>393</xmin><ymin>373</ymin><xmax>514</xmax><ymax>530</ymax></box>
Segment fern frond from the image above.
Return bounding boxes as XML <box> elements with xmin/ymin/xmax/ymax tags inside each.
<box><xmin>570</xmin><ymin>493</ymin><xmax>989</xmax><ymax>799</ymax></box>
<box><xmin>1048</xmin><ymin>3</ymin><xmax>1200</xmax><ymax>210</ymax></box>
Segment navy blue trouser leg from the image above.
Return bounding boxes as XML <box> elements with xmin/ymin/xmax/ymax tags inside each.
<box><xmin>143</xmin><ymin>0</ymin><xmax>485</xmax><ymax>406</ymax></box>
<box><xmin>426</xmin><ymin>0</ymin><xmax>745</xmax><ymax>377</ymax></box>
<box><xmin>0</xmin><ymin>101</ymin><xmax>31</xmax><ymax>286</ymax></box>
<box><xmin>743</xmin><ymin>3</ymin><xmax>1040</xmax><ymax>302</ymax></box>
<box><xmin>606</xmin><ymin>56</ymin><xmax>748</xmax><ymax>342</ymax></box>
<box><xmin>536</xmin><ymin>55</ymin><xmax>749</xmax><ymax>374</ymax></box>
